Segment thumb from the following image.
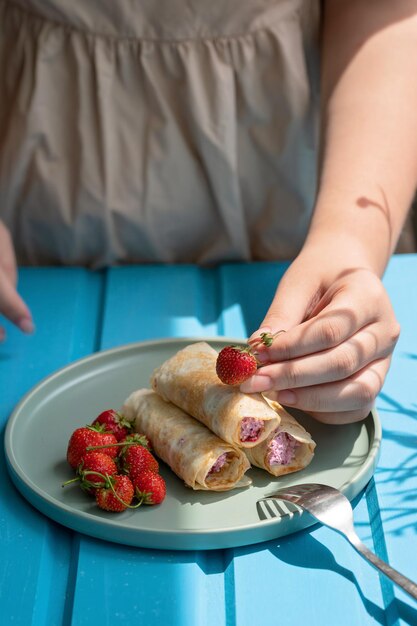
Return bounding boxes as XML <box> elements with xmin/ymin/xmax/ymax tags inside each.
<box><xmin>0</xmin><ymin>221</ymin><xmax>34</xmax><ymax>337</ymax></box>
<box><xmin>248</xmin><ymin>267</ymin><xmax>320</xmax><ymax>356</ymax></box>
<box><xmin>0</xmin><ymin>266</ymin><xmax>34</xmax><ymax>335</ymax></box>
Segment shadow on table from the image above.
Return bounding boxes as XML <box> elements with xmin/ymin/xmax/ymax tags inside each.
<box><xmin>378</xmin><ymin>390</ymin><xmax>417</xmax><ymax>424</ymax></box>
<box><xmin>263</xmin><ymin>532</ymin><xmax>417</xmax><ymax>626</ymax></box>
<box><xmin>373</xmin><ymin>391</ymin><xmax>417</xmax><ymax>537</ymax></box>
<box><xmin>211</xmin><ymin>508</ymin><xmax>417</xmax><ymax>626</ymax></box>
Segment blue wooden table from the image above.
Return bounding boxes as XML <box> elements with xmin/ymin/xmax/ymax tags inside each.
<box><xmin>1</xmin><ymin>256</ymin><xmax>417</xmax><ymax>625</ymax></box>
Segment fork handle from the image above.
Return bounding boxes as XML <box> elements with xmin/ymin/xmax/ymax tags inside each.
<box><xmin>346</xmin><ymin>531</ymin><xmax>417</xmax><ymax>601</ymax></box>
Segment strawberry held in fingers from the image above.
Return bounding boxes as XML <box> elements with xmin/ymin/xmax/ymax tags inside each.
<box><xmin>216</xmin><ymin>345</ymin><xmax>258</xmax><ymax>385</ymax></box>
<box><xmin>92</xmin><ymin>409</ymin><xmax>133</xmax><ymax>441</ymax></box>
<box><xmin>133</xmin><ymin>471</ymin><xmax>166</xmax><ymax>505</ymax></box>
<box><xmin>66</xmin><ymin>425</ymin><xmax>118</xmax><ymax>469</ymax></box>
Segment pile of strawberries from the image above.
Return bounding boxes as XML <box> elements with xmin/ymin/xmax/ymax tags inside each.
<box><xmin>63</xmin><ymin>409</ymin><xmax>166</xmax><ymax>512</ymax></box>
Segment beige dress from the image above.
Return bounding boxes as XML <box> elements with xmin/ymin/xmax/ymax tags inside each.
<box><xmin>0</xmin><ymin>0</ymin><xmax>321</xmax><ymax>267</ymax></box>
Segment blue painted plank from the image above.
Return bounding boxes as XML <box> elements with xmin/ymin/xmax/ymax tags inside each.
<box><xmin>69</xmin><ymin>541</ymin><xmax>227</xmax><ymax>626</ymax></box>
<box><xmin>219</xmin><ymin>262</ymin><xmax>289</xmax><ymax>338</ymax></box>
<box><xmin>0</xmin><ymin>268</ymin><xmax>105</xmax><ymax>626</ymax></box>
<box><xmin>371</xmin><ymin>255</ymin><xmax>417</xmax><ymax>622</ymax></box>
<box><xmin>101</xmin><ymin>265</ymin><xmax>221</xmax><ymax>348</ymax></box>
<box><xmin>68</xmin><ymin>265</ymin><xmax>228</xmax><ymax>626</ymax></box>
<box><xmin>232</xmin><ymin>522</ymin><xmax>385</xmax><ymax>626</ymax></box>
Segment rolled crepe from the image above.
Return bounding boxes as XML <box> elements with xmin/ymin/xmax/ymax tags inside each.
<box><xmin>244</xmin><ymin>401</ymin><xmax>316</xmax><ymax>476</ymax></box>
<box><xmin>150</xmin><ymin>341</ymin><xmax>280</xmax><ymax>448</ymax></box>
<box><xmin>122</xmin><ymin>388</ymin><xmax>251</xmax><ymax>491</ymax></box>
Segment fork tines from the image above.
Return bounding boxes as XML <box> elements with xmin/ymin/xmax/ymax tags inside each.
<box><xmin>256</xmin><ymin>498</ymin><xmax>300</xmax><ymax>521</ymax></box>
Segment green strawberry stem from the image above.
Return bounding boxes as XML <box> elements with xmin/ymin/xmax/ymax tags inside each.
<box><xmin>115</xmin><ymin>411</ymin><xmax>134</xmax><ymax>430</ymax></box>
<box><xmin>134</xmin><ymin>488</ymin><xmax>153</xmax><ymax>506</ymax></box>
<box><xmin>86</xmin><ymin>442</ymin><xmax>127</xmax><ymax>451</ymax></box>
<box><xmin>87</xmin><ymin>436</ymin><xmax>148</xmax><ymax>453</ymax></box>
<box><xmin>62</xmin><ymin>470</ymin><xmax>109</xmax><ymax>489</ymax></box>
<box><xmin>248</xmin><ymin>329</ymin><xmax>286</xmax><ymax>350</ymax></box>
<box><xmin>100</xmin><ymin>472</ymin><xmax>143</xmax><ymax>509</ymax></box>
<box><xmin>134</xmin><ymin>491</ymin><xmax>146</xmax><ymax>507</ymax></box>
<box><xmin>62</xmin><ymin>476</ymin><xmax>80</xmax><ymax>487</ymax></box>
<box><xmin>86</xmin><ymin>424</ymin><xmax>108</xmax><ymax>433</ymax></box>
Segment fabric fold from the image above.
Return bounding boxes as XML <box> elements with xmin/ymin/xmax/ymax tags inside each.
<box><xmin>0</xmin><ymin>0</ymin><xmax>320</xmax><ymax>267</ymax></box>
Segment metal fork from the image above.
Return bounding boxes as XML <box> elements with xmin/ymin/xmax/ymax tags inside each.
<box><xmin>259</xmin><ymin>483</ymin><xmax>417</xmax><ymax>602</ymax></box>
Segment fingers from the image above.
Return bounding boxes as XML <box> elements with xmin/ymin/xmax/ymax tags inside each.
<box><xmin>248</xmin><ymin>269</ymin><xmax>322</xmax><ymax>345</ymax></box>
<box><xmin>0</xmin><ymin>266</ymin><xmax>34</xmax><ymax>336</ymax></box>
<box><xmin>0</xmin><ymin>222</ymin><xmax>34</xmax><ymax>338</ymax></box>
<box><xmin>241</xmin><ymin>322</ymin><xmax>396</xmax><ymax>393</ymax></box>
<box><xmin>245</xmin><ymin>264</ymin><xmax>397</xmax><ymax>425</ymax></box>
<box><xmin>265</xmin><ymin>357</ymin><xmax>390</xmax><ymax>423</ymax></box>
<box><xmin>0</xmin><ymin>220</ymin><xmax>18</xmax><ymax>284</ymax></box>
<box><xmin>253</xmin><ymin>272</ymin><xmax>394</xmax><ymax>363</ymax></box>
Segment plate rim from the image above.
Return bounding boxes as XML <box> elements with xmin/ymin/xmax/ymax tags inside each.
<box><xmin>4</xmin><ymin>336</ymin><xmax>382</xmax><ymax>550</ymax></box>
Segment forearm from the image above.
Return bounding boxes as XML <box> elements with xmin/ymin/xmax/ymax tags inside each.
<box><xmin>306</xmin><ymin>0</ymin><xmax>417</xmax><ymax>275</ymax></box>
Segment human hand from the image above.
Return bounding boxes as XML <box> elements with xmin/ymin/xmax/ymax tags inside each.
<box><xmin>0</xmin><ymin>220</ymin><xmax>34</xmax><ymax>341</ymax></box>
<box><xmin>240</xmin><ymin>247</ymin><xmax>400</xmax><ymax>424</ymax></box>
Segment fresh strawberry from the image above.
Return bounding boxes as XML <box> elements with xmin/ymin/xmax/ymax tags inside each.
<box><xmin>66</xmin><ymin>425</ymin><xmax>118</xmax><ymax>469</ymax></box>
<box><xmin>133</xmin><ymin>471</ymin><xmax>166</xmax><ymax>505</ymax></box>
<box><xmin>216</xmin><ymin>345</ymin><xmax>258</xmax><ymax>385</ymax></box>
<box><xmin>95</xmin><ymin>475</ymin><xmax>135</xmax><ymax>512</ymax></box>
<box><xmin>120</xmin><ymin>445</ymin><xmax>159</xmax><ymax>480</ymax></box>
<box><xmin>62</xmin><ymin>451</ymin><xmax>118</xmax><ymax>494</ymax></box>
<box><xmin>91</xmin><ymin>409</ymin><xmax>133</xmax><ymax>441</ymax></box>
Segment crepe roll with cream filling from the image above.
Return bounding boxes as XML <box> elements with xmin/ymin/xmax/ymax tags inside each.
<box><xmin>150</xmin><ymin>342</ymin><xmax>280</xmax><ymax>448</ymax></box>
<box><xmin>244</xmin><ymin>402</ymin><xmax>316</xmax><ymax>476</ymax></box>
<box><xmin>122</xmin><ymin>389</ymin><xmax>251</xmax><ymax>491</ymax></box>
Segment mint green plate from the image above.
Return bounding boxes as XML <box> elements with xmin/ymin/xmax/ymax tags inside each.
<box><xmin>4</xmin><ymin>337</ymin><xmax>381</xmax><ymax>550</ymax></box>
